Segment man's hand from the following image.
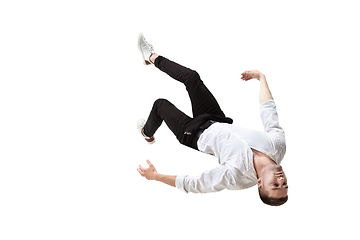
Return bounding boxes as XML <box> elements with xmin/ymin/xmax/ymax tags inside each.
<box><xmin>241</xmin><ymin>70</ymin><xmax>273</xmax><ymax>104</ymax></box>
<box><xmin>137</xmin><ymin>160</ymin><xmax>158</xmax><ymax>180</ymax></box>
<box><xmin>137</xmin><ymin>160</ymin><xmax>177</xmax><ymax>187</ymax></box>
<box><xmin>241</xmin><ymin>70</ymin><xmax>264</xmax><ymax>81</ymax></box>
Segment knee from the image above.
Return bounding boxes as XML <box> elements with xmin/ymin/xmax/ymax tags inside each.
<box><xmin>153</xmin><ymin>98</ymin><xmax>170</xmax><ymax>108</ymax></box>
<box><xmin>183</xmin><ymin>70</ymin><xmax>202</xmax><ymax>86</ymax></box>
<box><xmin>154</xmin><ymin>98</ymin><xmax>168</xmax><ymax>104</ymax></box>
<box><xmin>185</xmin><ymin>70</ymin><xmax>201</xmax><ymax>81</ymax></box>
<box><xmin>152</xmin><ymin>98</ymin><xmax>173</xmax><ymax>116</ymax></box>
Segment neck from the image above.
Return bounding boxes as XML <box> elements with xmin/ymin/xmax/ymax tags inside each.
<box><xmin>252</xmin><ymin>149</ymin><xmax>276</xmax><ymax>178</ymax></box>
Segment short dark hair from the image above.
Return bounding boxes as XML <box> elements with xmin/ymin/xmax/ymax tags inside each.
<box><xmin>259</xmin><ymin>189</ymin><xmax>288</xmax><ymax>206</ymax></box>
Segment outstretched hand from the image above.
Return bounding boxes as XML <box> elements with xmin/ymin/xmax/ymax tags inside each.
<box><xmin>241</xmin><ymin>70</ymin><xmax>264</xmax><ymax>81</ymax></box>
<box><xmin>137</xmin><ymin>160</ymin><xmax>158</xmax><ymax>180</ymax></box>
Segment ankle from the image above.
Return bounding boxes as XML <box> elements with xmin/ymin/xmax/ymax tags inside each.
<box><xmin>150</xmin><ymin>53</ymin><xmax>159</xmax><ymax>64</ymax></box>
<box><xmin>142</xmin><ymin>128</ymin><xmax>150</xmax><ymax>138</ymax></box>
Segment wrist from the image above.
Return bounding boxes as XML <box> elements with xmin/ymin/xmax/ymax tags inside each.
<box><xmin>153</xmin><ymin>172</ymin><xmax>161</xmax><ymax>181</ymax></box>
<box><xmin>258</xmin><ymin>71</ymin><xmax>265</xmax><ymax>78</ymax></box>
<box><xmin>259</xmin><ymin>74</ymin><xmax>266</xmax><ymax>81</ymax></box>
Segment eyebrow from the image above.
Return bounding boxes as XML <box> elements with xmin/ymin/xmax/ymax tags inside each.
<box><xmin>272</xmin><ymin>186</ymin><xmax>289</xmax><ymax>190</ymax></box>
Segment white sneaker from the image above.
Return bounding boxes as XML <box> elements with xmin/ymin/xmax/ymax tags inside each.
<box><xmin>137</xmin><ymin>118</ymin><xmax>155</xmax><ymax>144</ymax></box>
<box><xmin>138</xmin><ymin>32</ymin><xmax>154</xmax><ymax>65</ymax></box>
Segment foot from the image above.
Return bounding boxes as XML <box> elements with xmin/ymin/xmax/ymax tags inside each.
<box><xmin>138</xmin><ymin>33</ymin><xmax>155</xmax><ymax>65</ymax></box>
<box><xmin>137</xmin><ymin>118</ymin><xmax>155</xmax><ymax>144</ymax></box>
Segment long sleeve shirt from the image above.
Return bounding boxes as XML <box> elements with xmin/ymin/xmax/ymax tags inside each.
<box><xmin>175</xmin><ymin>100</ymin><xmax>286</xmax><ymax>193</ymax></box>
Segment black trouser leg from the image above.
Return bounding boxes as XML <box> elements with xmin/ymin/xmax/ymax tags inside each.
<box><xmin>154</xmin><ymin>56</ymin><xmax>226</xmax><ymax>118</ymax></box>
<box><xmin>143</xmin><ymin>98</ymin><xmax>191</xmax><ymax>143</ymax></box>
<box><xmin>143</xmin><ymin>56</ymin><xmax>228</xmax><ymax>149</ymax></box>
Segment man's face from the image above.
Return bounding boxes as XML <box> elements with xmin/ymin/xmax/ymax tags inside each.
<box><xmin>260</xmin><ymin>165</ymin><xmax>288</xmax><ymax>198</ymax></box>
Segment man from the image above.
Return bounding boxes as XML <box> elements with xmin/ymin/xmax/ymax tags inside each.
<box><xmin>136</xmin><ymin>33</ymin><xmax>288</xmax><ymax>206</ymax></box>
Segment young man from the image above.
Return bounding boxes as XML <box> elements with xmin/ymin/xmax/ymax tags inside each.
<box><xmin>136</xmin><ymin>33</ymin><xmax>288</xmax><ymax>206</ymax></box>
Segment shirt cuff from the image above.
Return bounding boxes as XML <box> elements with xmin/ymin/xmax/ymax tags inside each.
<box><xmin>175</xmin><ymin>174</ymin><xmax>188</xmax><ymax>193</ymax></box>
<box><xmin>260</xmin><ymin>99</ymin><xmax>275</xmax><ymax>108</ymax></box>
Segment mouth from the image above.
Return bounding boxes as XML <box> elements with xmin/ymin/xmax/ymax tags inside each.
<box><xmin>269</xmin><ymin>165</ymin><xmax>284</xmax><ymax>176</ymax></box>
<box><xmin>274</xmin><ymin>165</ymin><xmax>283</xmax><ymax>171</ymax></box>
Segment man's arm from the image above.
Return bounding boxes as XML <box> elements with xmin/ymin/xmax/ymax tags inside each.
<box><xmin>137</xmin><ymin>160</ymin><xmax>176</xmax><ymax>187</ymax></box>
<box><xmin>241</xmin><ymin>70</ymin><xmax>273</xmax><ymax>104</ymax></box>
<box><xmin>137</xmin><ymin>160</ymin><xmax>233</xmax><ymax>193</ymax></box>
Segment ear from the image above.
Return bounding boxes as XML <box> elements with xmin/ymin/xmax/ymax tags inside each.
<box><xmin>257</xmin><ymin>178</ymin><xmax>262</xmax><ymax>188</ymax></box>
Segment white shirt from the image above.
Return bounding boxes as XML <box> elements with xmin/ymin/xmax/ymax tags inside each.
<box><xmin>175</xmin><ymin>100</ymin><xmax>286</xmax><ymax>193</ymax></box>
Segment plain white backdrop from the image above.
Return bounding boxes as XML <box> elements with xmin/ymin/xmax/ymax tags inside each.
<box><xmin>1</xmin><ymin>0</ymin><xmax>359</xmax><ymax>239</ymax></box>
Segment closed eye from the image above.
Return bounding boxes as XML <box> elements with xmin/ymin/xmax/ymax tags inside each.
<box><xmin>272</xmin><ymin>184</ymin><xmax>288</xmax><ymax>190</ymax></box>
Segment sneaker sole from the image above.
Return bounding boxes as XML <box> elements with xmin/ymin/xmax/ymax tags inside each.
<box><xmin>138</xmin><ymin>32</ymin><xmax>151</xmax><ymax>65</ymax></box>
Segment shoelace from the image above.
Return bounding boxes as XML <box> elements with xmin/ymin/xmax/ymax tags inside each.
<box><xmin>143</xmin><ymin>38</ymin><xmax>154</xmax><ymax>52</ymax></box>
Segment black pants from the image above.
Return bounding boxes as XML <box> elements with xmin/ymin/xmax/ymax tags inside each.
<box><xmin>143</xmin><ymin>56</ymin><xmax>232</xmax><ymax>150</ymax></box>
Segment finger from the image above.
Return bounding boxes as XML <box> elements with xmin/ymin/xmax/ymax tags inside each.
<box><xmin>137</xmin><ymin>168</ymin><xmax>145</xmax><ymax>176</ymax></box>
<box><xmin>139</xmin><ymin>164</ymin><xmax>145</xmax><ymax>171</ymax></box>
<box><xmin>146</xmin><ymin>160</ymin><xmax>153</xmax><ymax>166</ymax></box>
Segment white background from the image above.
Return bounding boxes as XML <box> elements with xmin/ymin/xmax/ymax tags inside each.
<box><xmin>1</xmin><ymin>0</ymin><xmax>359</xmax><ymax>239</ymax></box>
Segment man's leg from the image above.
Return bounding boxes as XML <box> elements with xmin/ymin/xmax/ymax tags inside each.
<box><xmin>143</xmin><ymin>98</ymin><xmax>192</xmax><ymax>143</ymax></box>
<box><xmin>151</xmin><ymin>54</ymin><xmax>226</xmax><ymax>118</ymax></box>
